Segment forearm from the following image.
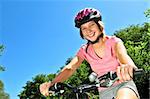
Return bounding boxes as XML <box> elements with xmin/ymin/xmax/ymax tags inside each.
<box><xmin>118</xmin><ymin>53</ymin><xmax>137</xmax><ymax>69</ymax></box>
<box><xmin>51</xmin><ymin>67</ymin><xmax>76</xmax><ymax>85</ymax></box>
<box><xmin>50</xmin><ymin>56</ymin><xmax>82</xmax><ymax>85</ymax></box>
<box><xmin>115</xmin><ymin>42</ymin><xmax>137</xmax><ymax>69</ymax></box>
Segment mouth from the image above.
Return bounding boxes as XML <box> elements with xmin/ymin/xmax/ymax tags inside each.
<box><xmin>87</xmin><ymin>32</ymin><xmax>95</xmax><ymax>38</ymax></box>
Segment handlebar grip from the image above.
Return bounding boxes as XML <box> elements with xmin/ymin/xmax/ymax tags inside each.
<box><xmin>134</xmin><ymin>69</ymin><xmax>144</xmax><ymax>76</ymax></box>
<box><xmin>112</xmin><ymin>69</ymin><xmax>144</xmax><ymax>79</ymax></box>
<box><xmin>49</xmin><ymin>83</ymin><xmax>64</xmax><ymax>92</ymax></box>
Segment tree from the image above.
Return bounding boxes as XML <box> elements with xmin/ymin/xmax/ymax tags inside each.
<box><xmin>18</xmin><ymin>74</ymin><xmax>56</xmax><ymax>99</ymax></box>
<box><xmin>0</xmin><ymin>45</ymin><xmax>5</xmax><ymax>72</ymax></box>
<box><xmin>0</xmin><ymin>81</ymin><xmax>9</xmax><ymax>99</ymax></box>
<box><xmin>144</xmin><ymin>8</ymin><xmax>150</xmax><ymax>19</ymax></box>
<box><xmin>0</xmin><ymin>45</ymin><xmax>10</xmax><ymax>99</ymax></box>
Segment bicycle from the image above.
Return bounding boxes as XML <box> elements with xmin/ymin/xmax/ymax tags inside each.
<box><xmin>49</xmin><ymin>69</ymin><xmax>144</xmax><ymax>99</ymax></box>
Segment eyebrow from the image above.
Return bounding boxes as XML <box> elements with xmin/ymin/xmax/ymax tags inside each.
<box><xmin>81</xmin><ymin>21</ymin><xmax>95</xmax><ymax>29</ymax></box>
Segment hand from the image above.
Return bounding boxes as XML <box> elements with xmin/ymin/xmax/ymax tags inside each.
<box><xmin>39</xmin><ymin>82</ymin><xmax>52</xmax><ymax>96</ymax></box>
<box><xmin>117</xmin><ymin>64</ymin><xmax>134</xmax><ymax>82</ymax></box>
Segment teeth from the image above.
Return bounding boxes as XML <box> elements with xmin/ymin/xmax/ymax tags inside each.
<box><xmin>88</xmin><ymin>32</ymin><xmax>95</xmax><ymax>37</ymax></box>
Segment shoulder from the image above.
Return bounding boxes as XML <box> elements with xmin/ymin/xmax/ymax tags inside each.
<box><xmin>76</xmin><ymin>43</ymin><xmax>88</xmax><ymax>54</ymax></box>
<box><xmin>76</xmin><ymin>43</ymin><xmax>89</xmax><ymax>60</ymax></box>
<box><xmin>110</xmin><ymin>36</ymin><xmax>122</xmax><ymax>42</ymax></box>
<box><xmin>106</xmin><ymin>36</ymin><xmax>124</xmax><ymax>53</ymax></box>
<box><xmin>79</xmin><ymin>43</ymin><xmax>88</xmax><ymax>50</ymax></box>
<box><xmin>106</xmin><ymin>36</ymin><xmax>122</xmax><ymax>44</ymax></box>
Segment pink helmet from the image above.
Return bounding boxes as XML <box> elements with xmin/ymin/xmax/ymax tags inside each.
<box><xmin>75</xmin><ymin>8</ymin><xmax>102</xmax><ymax>28</ymax></box>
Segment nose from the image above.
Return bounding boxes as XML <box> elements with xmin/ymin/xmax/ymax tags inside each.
<box><xmin>85</xmin><ymin>28</ymin><xmax>92</xmax><ymax>34</ymax></box>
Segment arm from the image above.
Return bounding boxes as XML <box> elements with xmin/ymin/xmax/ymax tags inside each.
<box><xmin>115</xmin><ymin>41</ymin><xmax>137</xmax><ymax>82</ymax></box>
<box><xmin>40</xmin><ymin>56</ymin><xmax>84</xmax><ymax>96</ymax></box>
<box><xmin>51</xmin><ymin>56</ymin><xmax>83</xmax><ymax>84</ymax></box>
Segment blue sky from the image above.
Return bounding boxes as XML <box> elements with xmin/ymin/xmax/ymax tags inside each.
<box><xmin>0</xmin><ymin>0</ymin><xmax>149</xmax><ymax>99</ymax></box>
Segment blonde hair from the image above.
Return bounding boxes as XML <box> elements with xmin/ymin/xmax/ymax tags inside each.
<box><xmin>98</xmin><ymin>20</ymin><xmax>106</xmax><ymax>41</ymax></box>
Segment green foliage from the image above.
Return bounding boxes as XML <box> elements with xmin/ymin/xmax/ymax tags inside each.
<box><xmin>65</xmin><ymin>60</ymin><xmax>91</xmax><ymax>86</ymax></box>
<box><xmin>18</xmin><ymin>74</ymin><xmax>56</xmax><ymax>99</ymax></box>
<box><xmin>144</xmin><ymin>8</ymin><xmax>150</xmax><ymax>19</ymax></box>
<box><xmin>0</xmin><ymin>80</ymin><xmax>9</xmax><ymax>99</ymax></box>
<box><xmin>0</xmin><ymin>66</ymin><xmax>5</xmax><ymax>72</ymax></box>
<box><xmin>0</xmin><ymin>45</ymin><xmax>4</xmax><ymax>55</ymax></box>
<box><xmin>0</xmin><ymin>45</ymin><xmax>5</xmax><ymax>72</ymax></box>
<box><xmin>0</xmin><ymin>45</ymin><xmax>9</xmax><ymax>99</ymax></box>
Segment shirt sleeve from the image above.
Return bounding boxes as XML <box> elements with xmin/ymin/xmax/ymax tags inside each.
<box><xmin>76</xmin><ymin>45</ymin><xmax>86</xmax><ymax>60</ymax></box>
<box><xmin>111</xmin><ymin>36</ymin><xmax>123</xmax><ymax>57</ymax></box>
<box><xmin>113</xmin><ymin>36</ymin><xmax>122</xmax><ymax>43</ymax></box>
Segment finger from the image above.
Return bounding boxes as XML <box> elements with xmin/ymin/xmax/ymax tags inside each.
<box><xmin>39</xmin><ymin>82</ymin><xmax>49</xmax><ymax>96</ymax></box>
<box><xmin>122</xmin><ymin>64</ymin><xmax>132</xmax><ymax>81</ymax></box>
<box><xmin>39</xmin><ymin>84</ymin><xmax>44</xmax><ymax>93</ymax></box>
<box><xmin>42</xmin><ymin>89</ymin><xmax>49</xmax><ymax>96</ymax></box>
<box><xmin>40</xmin><ymin>83</ymin><xmax>47</xmax><ymax>91</ymax></box>
<box><xmin>117</xmin><ymin>66</ymin><xmax>123</xmax><ymax>82</ymax></box>
<box><xmin>120</xmin><ymin>65</ymin><xmax>126</xmax><ymax>81</ymax></box>
<box><xmin>42</xmin><ymin>91</ymin><xmax>47</xmax><ymax>96</ymax></box>
<box><xmin>45</xmin><ymin>92</ymin><xmax>49</xmax><ymax>97</ymax></box>
<box><xmin>124</xmin><ymin>65</ymin><xmax>131</xmax><ymax>80</ymax></box>
<box><xmin>128</xmin><ymin>66</ymin><xmax>134</xmax><ymax>78</ymax></box>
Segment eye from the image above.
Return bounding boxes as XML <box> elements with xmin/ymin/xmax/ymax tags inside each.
<box><xmin>81</xmin><ymin>27</ymin><xmax>86</xmax><ymax>30</ymax></box>
<box><xmin>90</xmin><ymin>23</ymin><xmax>95</xmax><ymax>27</ymax></box>
<box><xmin>81</xmin><ymin>27</ymin><xmax>86</xmax><ymax>32</ymax></box>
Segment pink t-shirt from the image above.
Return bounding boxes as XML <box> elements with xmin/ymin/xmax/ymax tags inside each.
<box><xmin>76</xmin><ymin>36</ymin><xmax>122</xmax><ymax>89</ymax></box>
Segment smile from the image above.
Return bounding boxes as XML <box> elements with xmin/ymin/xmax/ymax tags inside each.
<box><xmin>87</xmin><ymin>32</ymin><xmax>95</xmax><ymax>38</ymax></box>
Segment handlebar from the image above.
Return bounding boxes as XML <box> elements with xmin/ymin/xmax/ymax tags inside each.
<box><xmin>97</xmin><ymin>69</ymin><xmax>144</xmax><ymax>87</ymax></box>
<box><xmin>97</xmin><ymin>69</ymin><xmax>144</xmax><ymax>81</ymax></box>
<box><xmin>49</xmin><ymin>69</ymin><xmax>144</xmax><ymax>95</ymax></box>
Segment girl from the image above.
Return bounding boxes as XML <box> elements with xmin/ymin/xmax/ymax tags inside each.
<box><xmin>40</xmin><ymin>8</ymin><xmax>140</xmax><ymax>99</ymax></box>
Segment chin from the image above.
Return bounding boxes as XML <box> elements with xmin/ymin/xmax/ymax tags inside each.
<box><xmin>90</xmin><ymin>38</ymin><xmax>97</xmax><ymax>42</ymax></box>
<box><xmin>89</xmin><ymin>39</ymin><xmax>96</xmax><ymax>42</ymax></box>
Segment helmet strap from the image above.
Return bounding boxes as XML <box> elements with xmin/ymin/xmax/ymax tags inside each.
<box><xmin>85</xmin><ymin>33</ymin><xmax>103</xmax><ymax>53</ymax></box>
<box><xmin>89</xmin><ymin>33</ymin><xmax>103</xmax><ymax>44</ymax></box>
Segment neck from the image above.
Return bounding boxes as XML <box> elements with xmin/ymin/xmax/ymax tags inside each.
<box><xmin>92</xmin><ymin>35</ymin><xmax>106</xmax><ymax>48</ymax></box>
<box><xmin>91</xmin><ymin>33</ymin><xmax>105</xmax><ymax>45</ymax></box>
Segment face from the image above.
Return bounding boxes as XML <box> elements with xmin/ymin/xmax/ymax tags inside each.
<box><xmin>80</xmin><ymin>21</ymin><xmax>102</xmax><ymax>42</ymax></box>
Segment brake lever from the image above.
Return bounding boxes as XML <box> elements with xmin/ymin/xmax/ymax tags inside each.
<box><xmin>92</xmin><ymin>69</ymin><xmax>144</xmax><ymax>87</ymax></box>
